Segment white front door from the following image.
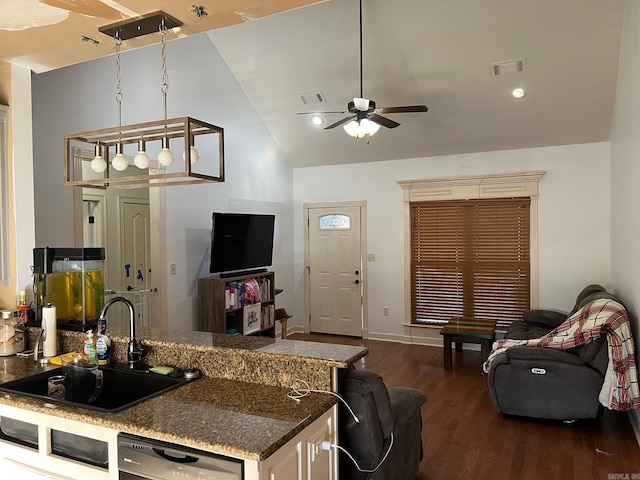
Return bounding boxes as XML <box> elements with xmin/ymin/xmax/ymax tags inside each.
<box><xmin>308</xmin><ymin>205</ymin><xmax>363</xmax><ymax>337</ymax></box>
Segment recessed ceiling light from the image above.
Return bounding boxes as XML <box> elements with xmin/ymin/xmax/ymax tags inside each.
<box><xmin>512</xmin><ymin>87</ymin><xmax>526</xmax><ymax>99</ymax></box>
<box><xmin>310</xmin><ymin>114</ymin><xmax>324</xmax><ymax>126</ymax></box>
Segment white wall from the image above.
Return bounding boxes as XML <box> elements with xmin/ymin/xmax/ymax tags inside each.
<box><xmin>31</xmin><ymin>33</ymin><xmax>295</xmax><ymax>330</ymax></box>
<box><xmin>611</xmin><ymin>0</ymin><xmax>640</xmax><ymax>326</ymax></box>
<box><xmin>9</xmin><ymin>65</ymin><xmax>35</xmax><ymax>298</ymax></box>
<box><xmin>0</xmin><ymin>64</ymin><xmax>36</xmax><ymax>308</ymax></box>
<box><xmin>293</xmin><ymin>142</ymin><xmax>611</xmax><ymax>339</ymax></box>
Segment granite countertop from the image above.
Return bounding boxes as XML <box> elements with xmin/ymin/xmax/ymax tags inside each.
<box><xmin>255</xmin><ymin>339</ymin><xmax>367</xmax><ymax>367</ymax></box>
<box><xmin>104</xmin><ymin>325</ymin><xmax>369</xmax><ymax>366</ymax></box>
<box><xmin>0</xmin><ymin>356</ymin><xmax>336</xmax><ymax>461</ymax></box>
<box><xmin>55</xmin><ymin>328</ymin><xmax>368</xmax><ymax>391</ymax></box>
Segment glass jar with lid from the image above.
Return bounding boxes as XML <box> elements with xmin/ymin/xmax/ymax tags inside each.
<box><xmin>0</xmin><ymin>309</ymin><xmax>25</xmax><ymax>356</ymax></box>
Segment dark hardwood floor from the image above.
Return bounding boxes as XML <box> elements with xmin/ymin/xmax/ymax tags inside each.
<box><xmin>289</xmin><ymin>333</ymin><xmax>640</xmax><ymax>480</ymax></box>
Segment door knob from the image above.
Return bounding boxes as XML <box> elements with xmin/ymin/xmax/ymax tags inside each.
<box><xmin>353</xmin><ymin>279</ymin><xmax>360</xmax><ymax>284</ymax></box>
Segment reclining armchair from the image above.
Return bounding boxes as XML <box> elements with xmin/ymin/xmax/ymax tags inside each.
<box><xmin>487</xmin><ymin>285</ymin><xmax>614</xmax><ymax>421</ymax></box>
<box><xmin>338</xmin><ymin>368</ymin><xmax>426</xmax><ymax>480</ymax></box>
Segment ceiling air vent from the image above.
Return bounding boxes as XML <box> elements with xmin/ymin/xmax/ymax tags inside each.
<box><xmin>491</xmin><ymin>58</ymin><xmax>526</xmax><ymax>76</ymax></box>
<box><xmin>299</xmin><ymin>92</ymin><xmax>326</xmax><ymax>105</ymax></box>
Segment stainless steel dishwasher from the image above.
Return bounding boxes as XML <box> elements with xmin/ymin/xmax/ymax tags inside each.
<box><xmin>118</xmin><ymin>433</ymin><xmax>243</xmax><ymax>480</ymax></box>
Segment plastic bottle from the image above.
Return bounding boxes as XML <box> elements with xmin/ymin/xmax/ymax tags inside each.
<box><xmin>84</xmin><ymin>330</ymin><xmax>98</xmax><ymax>363</ymax></box>
<box><xmin>96</xmin><ymin>330</ymin><xmax>111</xmax><ymax>366</ymax></box>
<box><xmin>229</xmin><ymin>288</ymin><xmax>236</xmax><ymax>309</ymax></box>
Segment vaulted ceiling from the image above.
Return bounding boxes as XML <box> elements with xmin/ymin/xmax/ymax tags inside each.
<box><xmin>0</xmin><ymin>0</ymin><xmax>626</xmax><ymax>167</ymax></box>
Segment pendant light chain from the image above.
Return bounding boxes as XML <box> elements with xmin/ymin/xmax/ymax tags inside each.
<box><xmin>161</xmin><ymin>20</ymin><xmax>169</xmax><ymax>121</ymax></box>
<box><xmin>156</xmin><ymin>17</ymin><xmax>175</xmax><ymax>168</ymax></box>
<box><xmin>115</xmin><ymin>34</ymin><xmax>123</xmax><ymax>130</ymax></box>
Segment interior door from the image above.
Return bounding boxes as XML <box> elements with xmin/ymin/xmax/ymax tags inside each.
<box><xmin>120</xmin><ymin>199</ymin><xmax>154</xmax><ymax>327</ymax></box>
<box><xmin>308</xmin><ymin>206</ymin><xmax>363</xmax><ymax>337</ymax></box>
<box><xmin>121</xmin><ymin>200</ymin><xmax>151</xmax><ymax>292</ymax></box>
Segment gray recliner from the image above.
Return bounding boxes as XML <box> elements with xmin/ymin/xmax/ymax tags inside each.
<box><xmin>338</xmin><ymin>368</ymin><xmax>426</xmax><ymax>480</ymax></box>
<box><xmin>487</xmin><ymin>285</ymin><xmax>614</xmax><ymax>421</ymax></box>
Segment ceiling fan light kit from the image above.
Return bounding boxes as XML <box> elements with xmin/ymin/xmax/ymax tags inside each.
<box><xmin>344</xmin><ymin>116</ymin><xmax>380</xmax><ymax>138</ymax></box>
<box><xmin>64</xmin><ymin>11</ymin><xmax>225</xmax><ymax>190</ymax></box>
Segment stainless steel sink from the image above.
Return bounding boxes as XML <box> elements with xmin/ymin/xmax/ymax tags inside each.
<box><xmin>0</xmin><ymin>367</ymin><xmax>193</xmax><ymax>413</ymax></box>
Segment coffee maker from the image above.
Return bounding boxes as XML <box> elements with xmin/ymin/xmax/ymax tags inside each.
<box><xmin>33</xmin><ymin>247</ymin><xmax>105</xmax><ymax>332</ymax></box>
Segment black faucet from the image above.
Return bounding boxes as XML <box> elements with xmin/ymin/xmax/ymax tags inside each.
<box><xmin>98</xmin><ymin>296</ymin><xmax>145</xmax><ymax>369</ymax></box>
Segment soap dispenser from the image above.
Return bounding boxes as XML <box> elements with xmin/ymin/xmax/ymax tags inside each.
<box><xmin>84</xmin><ymin>330</ymin><xmax>97</xmax><ymax>363</ymax></box>
<box><xmin>96</xmin><ymin>318</ymin><xmax>111</xmax><ymax>366</ymax></box>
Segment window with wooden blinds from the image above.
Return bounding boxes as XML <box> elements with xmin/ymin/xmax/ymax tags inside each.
<box><xmin>410</xmin><ymin>198</ymin><xmax>530</xmax><ymax>325</ymax></box>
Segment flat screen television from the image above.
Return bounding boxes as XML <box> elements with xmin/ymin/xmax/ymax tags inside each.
<box><xmin>209</xmin><ymin>212</ymin><xmax>275</xmax><ymax>276</ymax></box>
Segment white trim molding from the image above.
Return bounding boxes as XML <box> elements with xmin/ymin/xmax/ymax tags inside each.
<box><xmin>398</xmin><ymin>171</ymin><xmax>545</xmax><ymax>344</ymax></box>
<box><xmin>0</xmin><ymin>105</ymin><xmax>8</xmax><ymax>283</ymax></box>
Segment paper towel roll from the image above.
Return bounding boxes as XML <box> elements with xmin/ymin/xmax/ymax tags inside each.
<box><xmin>42</xmin><ymin>305</ymin><xmax>57</xmax><ymax>358</ymax></box>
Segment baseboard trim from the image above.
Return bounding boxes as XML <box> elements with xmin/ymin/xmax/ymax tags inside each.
<box><xmin>401</xmin><ymin>323</ymin><xmax>444</xmax><ymax>347</ymax></box>
<box><xmin>366</xmin><ymin>332</ymin><xmax>406</xmax><ymax>343</ymax></box>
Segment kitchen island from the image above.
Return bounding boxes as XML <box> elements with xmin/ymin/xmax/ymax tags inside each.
<box><xmin>0</xmin><ymin>329</ymin><xmax>368</xmax><ymax>479</ymax></box>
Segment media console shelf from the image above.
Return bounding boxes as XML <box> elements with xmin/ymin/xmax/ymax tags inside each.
<box><xmin>198</xmin><ymin>271</ymin><xmax>276</xmax><ymax>337</ymax></box>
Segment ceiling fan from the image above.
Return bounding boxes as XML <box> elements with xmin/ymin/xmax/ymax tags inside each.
<box><xmin>302</xmin><ymin>0</ymin><xmax>428</xmax><ymax>137</ymax></box>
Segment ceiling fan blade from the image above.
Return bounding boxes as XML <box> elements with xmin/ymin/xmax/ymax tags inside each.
<box><xmin>369</xmin><ymin>114</ymin><xmax>400</xmax><ymax>129</ymax></box>
<box><xmin>297</xmin><ymin>111</ymin><xmax>347</xmax><ymax>115</ymax></box>
<box><xmin>324</xmin><ymin>115</ymin><xmax>356</xmax><ymax>130</ymax></box>
<box><xmin>377</xmin><ymin>105</ymin><xmax>429</xmax><ymax>114</ymax></box>
<box><xmin>40</xmin><ymin>0</ymin><xmax>123</xmax><ymax>20</ymax></box>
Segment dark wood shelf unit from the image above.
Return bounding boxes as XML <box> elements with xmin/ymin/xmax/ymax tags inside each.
<box><xmin>198</xmin><ymin>271</ymin><xmax>276</xmax><ymax>337</ymax></box>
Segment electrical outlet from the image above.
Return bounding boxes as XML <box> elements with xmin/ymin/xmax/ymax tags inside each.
<box><xmin>383</xmin><ymin>307</ymin><xmax>389</xmax><ymax>316</ymax></box>
<box><xmin>367</xmin><ymin>253</ymin><xmax>376</xmax><ymax>262</ymax></box>
<box><xmin>311</xmin><ymin>438</ymin><xmax>325</xmax><ymax>463</ymax></box>
<box><xmin>170</xmin><ymin>263</ymin><xmax>176</xmax><ymax>275</ymax></box>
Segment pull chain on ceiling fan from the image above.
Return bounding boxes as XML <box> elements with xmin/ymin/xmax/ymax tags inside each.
<box><xmin>301</xmin><ymin>0</ymin><xmax>428</xmax><ymax>138</ymax></box>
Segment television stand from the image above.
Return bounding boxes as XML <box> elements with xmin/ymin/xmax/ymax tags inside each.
<box><xmin>219</xmin><ymin>268</ymin><xmax>268</xmax><ymax>279</ymax></box>
<box><xmin>198</xmin><ymin>271</ymin><xmax>276</xmax><ymax>337</ymax></box>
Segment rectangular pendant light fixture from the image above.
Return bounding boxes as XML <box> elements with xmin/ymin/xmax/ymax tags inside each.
<box><xmin>65</xmin><ymin>117</ymin><xmax>224</xmax><ymax>190</ymax></box>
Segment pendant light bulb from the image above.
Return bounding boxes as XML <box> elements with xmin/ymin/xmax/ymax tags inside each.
<box><xmin>158</xmin><ymin>136</ymin><xmax>174</xmax><ymax>167</ymax></box>
<box><xmin>90</xmin><ymin>143</ymin><xmax>107</xmax><ymax>173</ymax></box>
<box><xmin>134</xmin><ymin>139</ymin><xmax>150</xmax><ymax>169</ymax></box>
<box><xmin>183</xmin><ymin>145</ymin><xmax>200</xmax><ymax>165</ymax></box>
<box><xmin>112</xmin><ymin>143</ymin><xmax>128</xmax><ymax>171</ymax></box>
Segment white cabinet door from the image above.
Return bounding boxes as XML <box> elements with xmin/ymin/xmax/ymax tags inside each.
<box><xmin>261</xmin><ymin>440</ymin><xmax>302</xmax><ymax>480</ymax></box>
<box><xmin>260</xmin><ymin>406</ymin><xmax>337</xmax><ymax>480</ymax></box>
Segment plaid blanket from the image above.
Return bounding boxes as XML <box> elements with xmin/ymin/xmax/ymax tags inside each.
<box><xmin>483</xmin><ymin>298</ymin><xmax>640</xmax><ymax>411</ymax></box>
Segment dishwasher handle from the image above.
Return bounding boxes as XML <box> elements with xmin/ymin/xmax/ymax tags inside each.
<box><xmin>152</xmin><ymin>447</ymin><xmax>199</xmax><ymax>464</ymax></box>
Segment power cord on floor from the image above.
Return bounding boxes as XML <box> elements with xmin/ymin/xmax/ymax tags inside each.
<box><xmin>321</xmin><ymin>433</ymin><xmax>394</xmax><ymax>473</ymax></box>
<box><xmin>287</xmin><ymin>379</ymin><xmax>360</xmax><ymax>424</ymax></box>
